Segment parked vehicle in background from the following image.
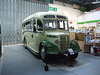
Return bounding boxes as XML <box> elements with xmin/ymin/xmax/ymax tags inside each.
<box><xmin>22</xmin><ymin>12</ymin><xmax>81</xmax><ymax>61</ymax></box>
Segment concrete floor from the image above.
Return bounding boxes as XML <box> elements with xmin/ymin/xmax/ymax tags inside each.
<box><xmin>0</xmin><ymin>45</ymin><xmax>100</xmax><ymax>75</ymax></box>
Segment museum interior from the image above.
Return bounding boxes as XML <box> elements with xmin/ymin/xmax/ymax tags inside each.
<box><xmin>0</xmin><ymin>0</ymin><xmax>100</xmax><ymax>75</ymax></box>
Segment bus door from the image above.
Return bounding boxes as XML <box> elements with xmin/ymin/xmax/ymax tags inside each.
<box><xmin>29</xmin><ymin>19</ymin><xmax>37</xmax><ymax>51</ymax></box>
<box><xmin>24</xmin><ymin>21</ymin><xmax>31</xmax><ymax>46</ymax></box>
<box><xmin>31</xmin><ymin>19</ymin><xmax>44</xmax><ymax>53</ymax></box>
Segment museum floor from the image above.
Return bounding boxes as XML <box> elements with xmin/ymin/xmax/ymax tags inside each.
<box><xmin>0</xmin><ymin>45</ymin><xmax>100</xmax><ymax>75</ymax></box>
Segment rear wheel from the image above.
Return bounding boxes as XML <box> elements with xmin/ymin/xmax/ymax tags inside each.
<box><xmin>24</xmin><ymin>39</ymin><xmax>27</xmax><ymax>49</ymax></box>
<box><xmin>68</xmin><ymin>53</ymin><xmax>78</xmax><ymax>60</ymax></box>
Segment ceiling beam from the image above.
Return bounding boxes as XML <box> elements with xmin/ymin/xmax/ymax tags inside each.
<box><xmin>71</xmin><ymin>0</ymin><xmax>84</xmax><ymax>4</ymax></box>
<box><xmin>55</xmin><ymin>0</ymin><xmax>85</xmax><ymax>5</ymax></box>
<box><xmin>69</xmin><ymin>0</ymin><xmax>85</xmax><ymax>5</ymax></box>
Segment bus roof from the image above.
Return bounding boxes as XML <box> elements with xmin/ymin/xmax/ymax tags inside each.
<box><xmin>23</xmin><ymin>12</ymin><xmax>68</xmax><ymax>23</ymax></box>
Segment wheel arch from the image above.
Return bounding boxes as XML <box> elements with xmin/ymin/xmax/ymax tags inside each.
<box><xmin>39</xmin><ymin>40</ymin><xmax>48</xmax><ymax>57</ymax></box>
<box><xmin>39</xmin><ymin>40</ymin><xmax>47</xmax><ymax>50</ymax></box>
<box><xmin>39</xmin><ymin>42</ymin><xmax>43</xmax><ymax>57</ymax></box>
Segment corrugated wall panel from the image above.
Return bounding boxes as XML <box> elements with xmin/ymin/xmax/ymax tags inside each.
<box><xmin>0</xmin><ymin>0</ymin><xmax>48</xmax><ymax>45</ymax></box>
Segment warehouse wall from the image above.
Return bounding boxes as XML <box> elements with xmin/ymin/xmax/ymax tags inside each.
<box><xmin>0</xmin><ymin>0</ymin><xmax>48</xmax><ymax>45</ymax></box>
<box><xmin>78</xmin><ymin>11</ymin><xmax>100</xmax><ymax>22</ymax></box>
<box><xmin>77</xmin><ymin>11</ymin><xmax>100</xmax><ymax>27</ymax></box>
<box><xmin>49</xmin><ymin>1</ymin><xmax>83</xmax><ymax>29</ymax></box>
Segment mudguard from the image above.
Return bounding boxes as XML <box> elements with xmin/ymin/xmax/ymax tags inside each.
<box><xmin>70</xmin><ymin>40</ymin><xmax>81</xmax><ymax>52</ymax></box>
<box><xmin>41</xmin><ymin>41</ymin><xmax>60</xmax><ymax>53</ymax></box>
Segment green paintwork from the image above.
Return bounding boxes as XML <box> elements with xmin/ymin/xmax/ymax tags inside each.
<box><xmin>48</xmin><ymin>7</ymin><xmax>57</xmax><ymax>11</ymax></box>
<box><xmin>70</xmin><ymin>40</ymin><xmax>81</xmax><ymax>52</ymax></box>
<box><xmin>78</xmin><ymin>20</ymin><xmax>100</xmax><ymax>24</ymax></box>
<box><xmin>41</xmin><ymin>40</ymin><xmax>61</xmax><ymax>53</ymax></box>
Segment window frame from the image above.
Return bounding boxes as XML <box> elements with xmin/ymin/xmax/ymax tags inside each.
<box><xmin>37</xmin><ymin>19</ymin><xmax>43</xmax><ymax>31</ymax></box>
<box><xmin>25</xmin><ymin>21</ymin><xmax>31</xmax><ymax>30</ymax></box>
<box><xmin>43</xmin><ymin>20</ymin><xmax>69</xmax><ymax>30</ymax></box>
<box><xmin>43</xmin><ymin>20</ymin><xmax>57</xmax><ymax>30</ymax></box>
<box><xmin>58</xmin><ymin>20</ymin><xmax>65</xmax><ymax>30</ymax></box>
<box><xmin>22</xmin><ymin>23</ymin><xmax>26</xmax><ymax>30</ymax></box>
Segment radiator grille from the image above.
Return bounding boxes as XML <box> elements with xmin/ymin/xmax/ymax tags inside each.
<box><xmin>60</xmin><ymin>35</ymin><xmax>70</xmax><ymax>51</ymax></box>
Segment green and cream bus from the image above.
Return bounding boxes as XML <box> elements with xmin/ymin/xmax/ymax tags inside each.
<box><xmin>22</xmin><ymin>12</ymin><xmax>80</xmax><ymax>61</ymax></box>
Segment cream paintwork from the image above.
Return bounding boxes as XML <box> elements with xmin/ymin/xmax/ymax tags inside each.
<box><xmin>22</xmin><ymin>12</ymin><xmax>69</xmax><ymax>54</ymax></box>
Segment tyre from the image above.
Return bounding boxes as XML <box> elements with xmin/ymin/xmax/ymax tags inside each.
<box><xmin>68</xmin><ymin>53</ymin><xmax>78</xmax><ymax>60</ymax></box>
<box><xmin>40</xmin><ymin>46</ymin><xmax>47</xmax><ymax>62</ymax></box>
<box><xmin>24</xmin><ymin>39</ymin><xmax>27</xmax><ymax>49</ymax></box>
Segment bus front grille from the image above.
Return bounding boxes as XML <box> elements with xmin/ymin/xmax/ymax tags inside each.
<box><xmin>60</xmin><ymin>35</ymin><xmax>70</xmax><ymax>51</ymax></box>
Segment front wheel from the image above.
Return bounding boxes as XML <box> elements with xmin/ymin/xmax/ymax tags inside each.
<box><xmin>68</xmin><ymin>53</ymin><xmax>78</xmax><ymax>60</ymax></box>
<box><xmin>40</xmin><ymin>46</ymin><xmax>47</xmax><ymax>62</ymax></box>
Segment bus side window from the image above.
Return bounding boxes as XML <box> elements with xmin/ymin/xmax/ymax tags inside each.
<box><xmin>33</xmin><ymin>19</ymin><xmax>36</xmax><ymax>32</ymax></box>
<box><xmin>22</xmin><ymin>23</ymin><xmax>26</xmax><ymax>30</ymax></box>
<box><xmin>30</xmin><ymin>20</ymin><xmax>33</xmax><ymax>31</ymax></box>
<box><xmin>26</xmin><ymin>21</ymin><xmax>30</xmax><ymax>30</ymax></box>
<box><xmin>37</xmin><ymin>19</ymin><xmax>43</xmax><ymax>31</ymax></box>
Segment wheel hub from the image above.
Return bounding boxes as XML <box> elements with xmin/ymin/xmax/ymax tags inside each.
<box><xmin>41</xmin><ymin>48</ymin><xmax>45</xmax><ymax>59</ymax></box>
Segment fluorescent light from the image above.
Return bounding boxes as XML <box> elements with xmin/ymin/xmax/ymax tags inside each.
<box><xmin>92</xmin><ymin>1</ymin><xmax>100</xmax><ymax>4</ymax></box>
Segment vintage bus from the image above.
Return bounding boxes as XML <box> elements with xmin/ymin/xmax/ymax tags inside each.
<box><xmin>22</xmin><ymin>12</ymin><xmax>80</xmax><ymax>61</ymax></box>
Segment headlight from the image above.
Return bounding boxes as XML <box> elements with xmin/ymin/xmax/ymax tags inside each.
<box><xmin>55</xmin><ymin>39</ymin><xmax>60</xmax><ymax>45</ymax></box>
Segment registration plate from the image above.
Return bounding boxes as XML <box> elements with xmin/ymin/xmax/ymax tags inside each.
<box><xmin>68</xmin><ymin>48</ymin><xmax>75</xmax><ymax>55</ymax></box>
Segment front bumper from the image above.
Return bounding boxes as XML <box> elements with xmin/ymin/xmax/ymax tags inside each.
<box><xmin>47</xmin><ymin>51</ymin><xmax>68</xmax><ymax>54</ymax></box>
<box><xmin>47</xmin><ymin>49</ymin><xmax>81</xmax><ymax>55</ymax></box>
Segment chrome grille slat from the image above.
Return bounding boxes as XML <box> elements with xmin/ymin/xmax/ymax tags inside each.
<box><xmin>60</xmin><ymin>35</ymin><xmax>70</xmax><ymax>50</ymax></box>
